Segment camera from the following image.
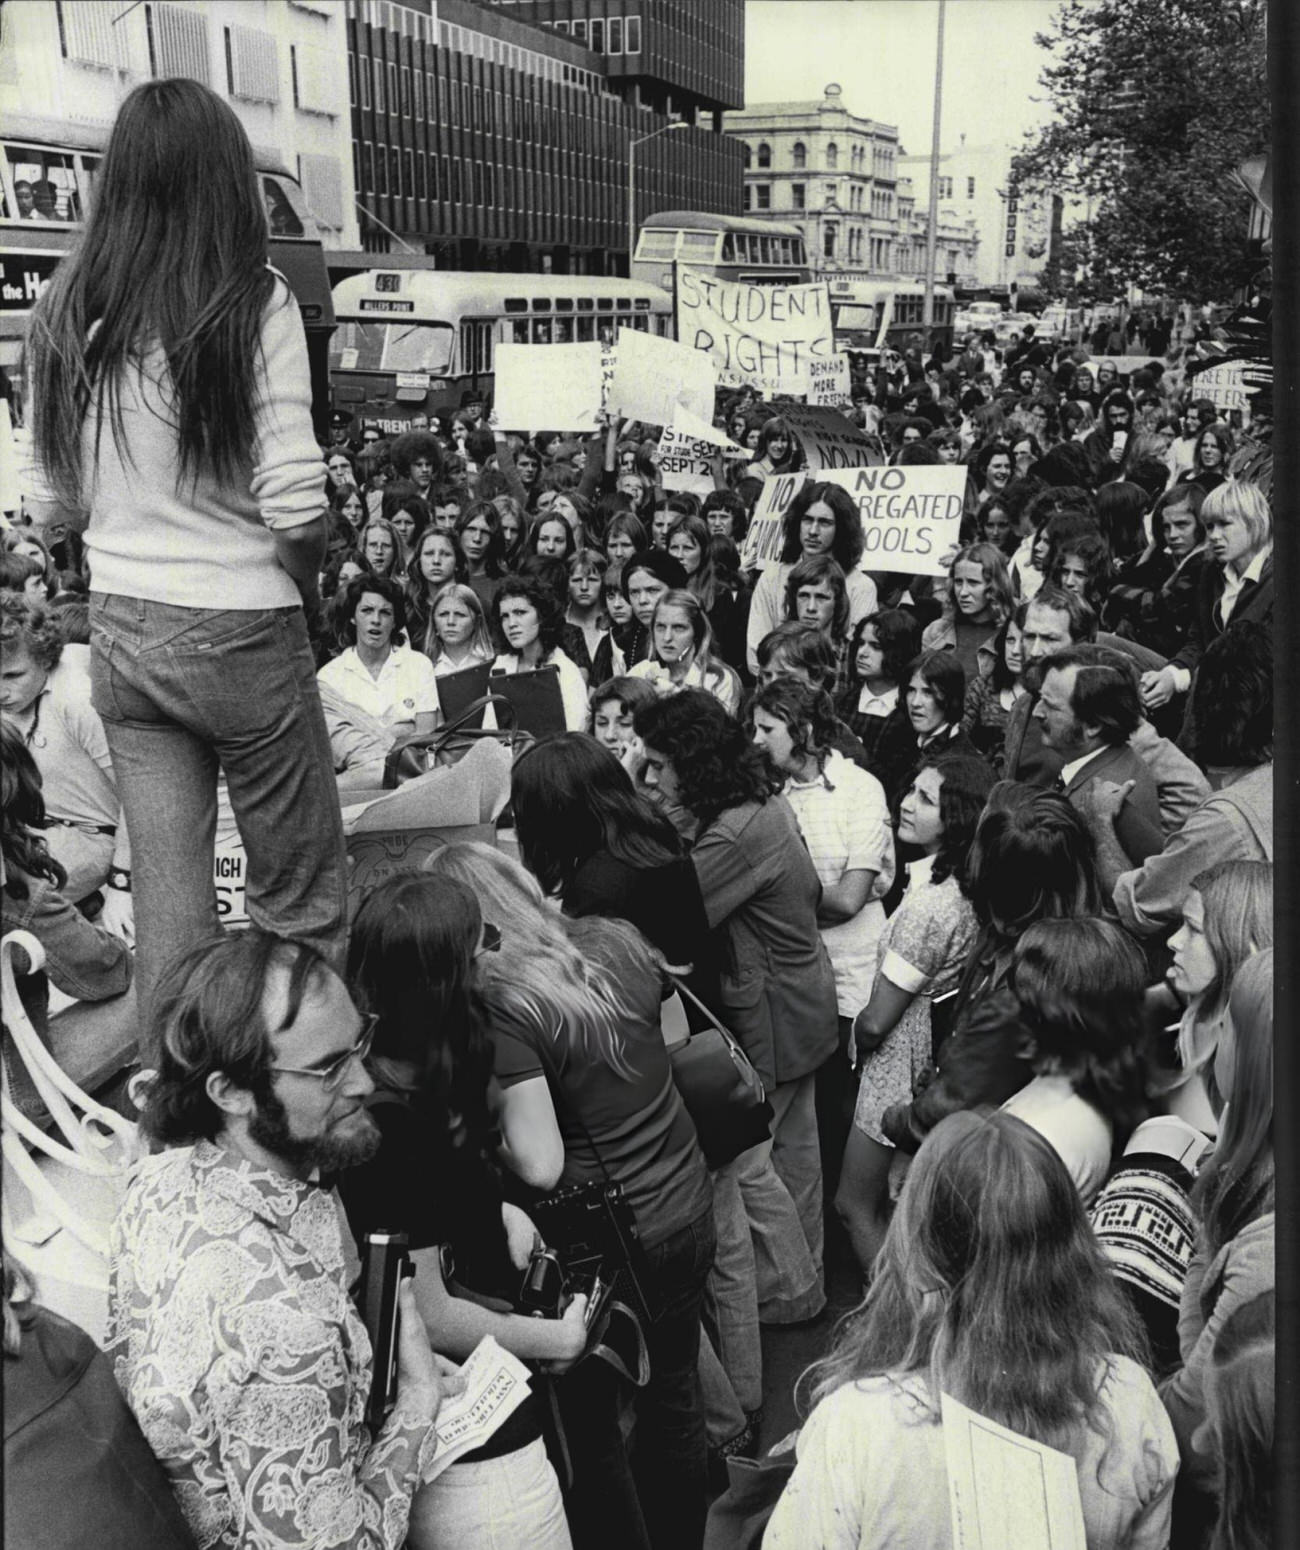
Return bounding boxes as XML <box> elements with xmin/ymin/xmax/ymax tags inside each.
<box><xmin>519</xmin><ymin>1245</ymin><xmax>569</xmax><ymax>1319</ymax></box>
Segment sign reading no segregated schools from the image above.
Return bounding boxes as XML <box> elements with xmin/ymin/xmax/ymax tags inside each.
<box><xmin>677</xmin><ymin>267</ymin><xmax>834</xmax><ymax>393</ymax></box>
<box><xmin>739</xmin><ymin>465</ymin><xmax>965</xmax><ymax>578</ymax></box>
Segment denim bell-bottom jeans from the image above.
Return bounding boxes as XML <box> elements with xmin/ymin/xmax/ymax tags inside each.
<box><xmin>89</xmin><ymin>595</ymin><xmax>349</xmax><ymax>1058</ymax></box>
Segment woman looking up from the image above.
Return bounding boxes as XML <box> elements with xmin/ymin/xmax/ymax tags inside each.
<box><xmin>767</xmin><ymin>1112</ymin><xmax>1176</xmax><ymax>1549</ymax></box>
<box><xmin>22</xmin><ymin>78</ymin><xmax>348</xmax><ymax>1047</ymax></box>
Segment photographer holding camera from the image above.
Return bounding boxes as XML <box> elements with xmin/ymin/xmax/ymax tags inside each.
<box><xmin>342</xmin><ymin>874</ymin><xmax>587</xmax><ymax>1550</ymax></box>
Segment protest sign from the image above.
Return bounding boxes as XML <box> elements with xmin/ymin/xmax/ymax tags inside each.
<box><xmin>781</xmin><ymin>404</ymin><xmax>883</xmax><ymax>471</ymax></box>
<box><xmin>1192</xmin><ymin>362</ymin><xmax>1253</xmax><ymax>419</ymax></box>
<box><xmin>605</xmin><ymin>326</ymin><xmax>715</xmax><ymax>428</ymax></box>
<box><xmin>808</xmin><ymin>352</ymin><xmax>852</xmax><ymax>407</ymax></box>
<box><xmin>492</xmin><ymin>341</ymin><xmax>604</xmax><ymax>432</ymax></box>
<box><xmin>737</xmin><ymin>472</ymin><xmax>807</xmax><ymax>573</ymax></box>
<box><xmin>654</xmin><ymin>413</ymin><xmax>746</xmax><ymax>497</ymax></box>
<box><xmin>820</xmin><ymin>465</ymin><xmax>964</xmax><ymax>577</ymax></box>
<box><xmin>677</xmin><ymin>267</ymin><xmax>832</xmax><ymax>393</ymax></box>
<box><xmin>599</xmin><ymin>341</ymin><xmax>617</xmax><ymax>414</ymax></box>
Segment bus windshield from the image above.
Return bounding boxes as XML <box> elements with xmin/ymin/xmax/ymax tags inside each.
<box><xmin>330</xmin><ymin>320</ymin><xmax>454</xmax><ymax>374</ymax></box>
<box><xmin>834</xmin><ymin>305</ymin><xmax>879</xmax><ymax>331</ymax></box>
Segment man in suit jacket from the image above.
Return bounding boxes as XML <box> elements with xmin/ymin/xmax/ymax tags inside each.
<box><xmin>1034</xmin><ymin>647</ymin><xmax>1164</xmax><ymax>867</ymax></box>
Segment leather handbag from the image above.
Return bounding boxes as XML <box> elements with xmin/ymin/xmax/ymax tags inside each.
<box><xmin>384</xmin><ymin>693</ymin><xmax>533</xmax><ymax>784</ymax></box>
<box><xmin>1</xmin><ymin>931</ymin><xmax>144</xmax><ymax>1346</ymax></box>
<box><xmin>667</xmin><ymin>976</ymin><xmax>773</xmax><ymax>1170</ymax></box>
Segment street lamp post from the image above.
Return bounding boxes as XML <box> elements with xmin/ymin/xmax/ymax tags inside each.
<box><xmin>628</xmin><ymin>121</ymin><xmax>688</xmax><ymax>274</ymax></box>
<box><xmin>923</xmin><ymin>0</ymin><xmax>947</xmax><ymax>330</ymax></box>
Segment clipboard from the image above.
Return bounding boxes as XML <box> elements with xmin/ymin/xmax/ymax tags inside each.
<box><xmin>435</xmin><ymin>662</ymin><xmax>494</xmax><ymax>728</ymax></box>
<box><xmin>489</xmin><ymin>664</ymin><xmax>567</xmax><ymax>737</ymax></box>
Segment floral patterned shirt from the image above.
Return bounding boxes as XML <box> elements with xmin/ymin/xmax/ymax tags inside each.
<box><xmin>105</xmin><ymin>1140</ymin><xmax>437</xmax><ymax>1550</ymax></box>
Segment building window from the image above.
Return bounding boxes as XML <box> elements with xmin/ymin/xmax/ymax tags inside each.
<box><xmin>755</xmin><ymin>183</ymin><xmax>770</xmax><ymax>210</ymax></box>
<box><xmin>791</xmin><ymin>182</ymin><xmax>805</xmax><ymax>210</ymax></box>
<box><xmin>390</xmin><ymin>147</ymin><xmax>401</xmax><ymax>197</ymax></box>
<box><xmin>362</xmin><ymin>140</ymin><xmax>373</xmax><ymax>191</ymax></box>
<box><xmin>757</xmin><ymin>142</ymin><xmax>771</xmax><ymax>169</ymax></box>
<box><xmin>359</xmin><ymin>52</ymin><xmax>370</xmax><ymax>108</ymax></box>
<box><xmin>348</xmin><ymin>52</ymin><xmax>356</xmax><ymax>106</ymax></box>
<box><xmin>826</xmin><ymin>142</ymin><xmax>838</xmax><ymax>169</ymax></box>
<box><xmin>823</xmin><ymin>224</ymin><xmax>836</xmax><ymax>259</ymax></box>
<box><xmin>401</xmin><ymin>64</ymin><xmax>410</xmax><ymax>115</ymax></box>
<box><xmin>825</xmin><ymin>183</ymin><xmax>836</xmax><ymax>206</ymax></box>
<box><xmin>967</xmin><ymin>176</ymin><xmax>976</xmax><ymax>198</ymax></box>
<box><xmin>372</xmin><ymin>58</ymin><xmax>384</xmax><ymax>112</ymax></box>
<box><xmin>742</xmin><ymin>183</ymin><xmax>752</xmax><ymax>210</ymax></box>
<box><xmin>608</xmin><ymin>17</ymin><xmax>622</xmax><ymax>53</ymax></box>
<box><xmin>938</xmin><ymin>175</ymin><xmax>952</xmax><ymax>199</ymax></box>
<box><xmin>590</xmin><ymin>17</ymin><xmax>604</xmax><ymax>52</ymax></box>
<box><xmin>792</xmin><ymin>141</ymin><xmax>806</xmax><ymax>170</ymax></box>
<box><xmin>625</xmin><ymin>17</ymin><xmax>641</xmax><ymax>53</ymax></box>
<box><xmin>742</xmin><ymin>143</ymin><xmax>751</xmax><ymax>169</ymax></box>
<box><xmin>413</xmin><ymin>67</ymin><xmax>423</xmax><ymax>115</ymax></box>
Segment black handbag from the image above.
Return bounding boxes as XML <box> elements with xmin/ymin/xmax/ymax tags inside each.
<box><xmin>383</xmin><ymin>693</ymin><xmax>533</xmax><ymax>785</ymax></box>
<box><xmin>667</xmin><ymin>975</ymin><xmax>773</xmax><ymax>1170</ymax></box>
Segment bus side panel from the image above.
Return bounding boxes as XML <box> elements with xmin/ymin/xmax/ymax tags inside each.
<box><xmin>269</xmin><ymin>239</ymin><xmax>335</xmax><ymax>436</ymax></box>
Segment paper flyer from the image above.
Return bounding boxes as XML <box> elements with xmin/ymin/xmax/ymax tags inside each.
<box><xmin>422</xmin><ymin>1336</ymin><xmax>533</xmax><ymax>1483</ymax></box>
<box><xmin>941</xmin><ymin>1391</ymin><xmax>1088</xmax><ymax>1550</ymax></box>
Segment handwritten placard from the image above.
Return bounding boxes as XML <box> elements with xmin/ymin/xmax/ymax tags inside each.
<box><xmin>819</xmin><ymin>465</ymin><xmax>965</xmax><ymax>576</ymax></box>
<box><xmin>605</xmin><ymin>326</ymin><xmax>715</xmax><ymax>429</ymax></box>
<box><xmin>737</xmin><ymin>472</ymin><xmax>808</xmax><ymax>572</ymax></box>
<box><xmin>808</xmin><ymin>352</ymin><xmax>853</xmax><ymax>407</ymax></box>
<box><xmin>677</xmin><ymin>267</ymin><xmax>833</xmax><ymax>393</ymax></box>
<box><xmin>782</xmin><ymin>404</ymin><xmax>883</xmax><ymax>471</ymax></box>
<box><xmin>492</xmin><ymin>341</ymin><xmax>605</xmax><ymax>433</ymax></box>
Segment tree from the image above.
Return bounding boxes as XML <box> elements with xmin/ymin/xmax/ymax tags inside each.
<box><xmin>1014</xmin><ymin>0</ymin><xmax>1267</xmax><ymax>299</ymax></box>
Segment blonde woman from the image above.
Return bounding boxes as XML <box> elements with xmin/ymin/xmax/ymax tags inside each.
<box><xmin>628</xmin><ymin>588</ymin><xmax>741</xmax><ymax>714</ymax></box>
<box><xmin>421</xmin><ymin>842</ymin><xmax>715</xmax><ymax>1550</ymax></box>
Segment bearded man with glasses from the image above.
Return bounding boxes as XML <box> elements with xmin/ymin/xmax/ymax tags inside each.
<box><xmin>106</xmin><ymin>930</ymin><xmax>460</xmax><ymax>1550</ymax></box>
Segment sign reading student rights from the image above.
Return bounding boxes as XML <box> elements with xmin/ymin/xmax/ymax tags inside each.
<box><xmin>677</xmin><ymin>267</ymin><xmax>833</xmax><ymax>391</ymax></box>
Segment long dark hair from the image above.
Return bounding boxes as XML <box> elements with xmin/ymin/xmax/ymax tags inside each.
<box><xmin>916</xmin><ymin>753</ymin><xmax>995</xmax><ymax>888</ymax></box>
<box><xmin>511</xmin><ymin>734</ymin><xmax>683</xmax><ymax>899</ymax></box>
<box><xmin>781</xmin><ymin>481</ymin><xmax>865</xmax><ymax>571</ymax></box>
<box><xmin>634</xmin><ymin>688</ymin><xmax>775</xmax><ymax>826</ymax></box>
<box><xmin>26</xmin><ymin>79</ymin><xmax>275</xmax><ymax>510</ymax></box>
<box><xmin>0</xmin><ymin>719</ymin><xmax>67</xmax><ymax>898</ymax></box>
<box><xmin>347</xmin><ymin>874</ymin><xmax>495</xmax><ymax>1149</ymax></box>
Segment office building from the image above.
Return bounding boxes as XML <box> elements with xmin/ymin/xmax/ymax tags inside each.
<box><xmin>1</xmin><ymin>0</ymin><xmax>359</xmax><ymax>247</ymax></box>
<box><xmin>725</xmin><ymin>83</ymin><xmax>979</xmax><ymax>284</ymax></box>
<box><xmin>346</xmin><ymin>0</ymin><xmax>744</xmax><ymax>271</ymax></box>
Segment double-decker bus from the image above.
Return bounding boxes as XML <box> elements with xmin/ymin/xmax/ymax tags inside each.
<box><xmin>0</xmin><ymin>115</ymin><xmax>335</xmax><ymax>429</ymax></box>
<box><xmin>633</xmin><ymin>211</ymin><xmax>812</xmax><ymax>290</ymax></box>
<box><xmin>329</xmin><ymin>270</ymin><xmax>673</xmax><ymax>433</ymax></box>
<box><xmin>828</xmin><ymin>278</ymin><xmax>956</xmax><ymax>357</ymax></box>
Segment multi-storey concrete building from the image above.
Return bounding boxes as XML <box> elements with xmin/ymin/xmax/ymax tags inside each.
<box><xmin>347</xmin><ymin>0</ymin><xmax>744</xmax><ymax>271</ymax></box>
<box><xmin>0</xmin><ymin>0</ymin><xmax>359</xmax><ymax>247</ymax></box>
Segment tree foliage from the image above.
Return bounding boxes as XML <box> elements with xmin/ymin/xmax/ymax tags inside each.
<box><xmin>1014</xmin><ymin>0</ymin><xmax>1267</xmax><ymax>299</ymax></box>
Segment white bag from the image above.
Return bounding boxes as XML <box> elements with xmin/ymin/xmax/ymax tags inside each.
<box><xmin>1</xmin><ymin>930</ymin><xmax>143</xmax><ymax>1346</ymax></box>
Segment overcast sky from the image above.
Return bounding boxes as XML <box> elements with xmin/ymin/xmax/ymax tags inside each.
<box><xmin>744</xmin><ymin>0</ymin><xmax>1069</xmax><ymax>157</ymax></box>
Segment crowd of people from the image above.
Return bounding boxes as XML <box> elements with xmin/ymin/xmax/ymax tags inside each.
<box><xmin>2</xmin><ymin>78</ymin><xmax>1277</xmax><ymax>1550</ymax></box>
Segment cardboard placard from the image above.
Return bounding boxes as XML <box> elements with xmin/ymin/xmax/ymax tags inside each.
<box><xmin>737</xmin><ymin>472</ymin><xmax>807</xmax><ymax>573</ymax></box>
<box><xmin>1191</xmin><ymin>361</ymin><xmax>1253</xmax><ymax>417</ymax></box>
<box><xmin>808</xmin><ymin>352</ymin><xmax>852</xmax><ymax>407</ymax></box>
<box><xmin>819</xmin><ymin>465</ymin><xmax>965</xmax><ymax>577</ymax></box>
<box><xmin>654</xmin><ymin>411</ymin><xmax>747</xmax><ymax>496</ymax></box>
<box><xmin>491</xmin><ymin>341</ymin><xmax>605</xmax><ymax>433</ymax></box>
<box><xmin>677</xmin><ymin>267</ymin><xmax>833</xmax><ymax>394</ymax></box>
<box><xmin>781</xmin><ymin>404</ymin><xmax>884</xmax><ymax>471</ymax></box>
<box><xmin>605</xmin><ymin>326</ymin><xmax>716</xmax><ymax>429</ymax></box>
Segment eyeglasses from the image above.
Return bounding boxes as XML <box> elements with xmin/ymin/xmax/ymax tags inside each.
<box><xmin>477</xmin><ymin>922</ymin><xmax>502</xmax><ymax>957</ymax></box>
<box><xmin>270</xmin><ymin>1014</ymin><xmax>378</xmax><ymax>1094</ymax></box>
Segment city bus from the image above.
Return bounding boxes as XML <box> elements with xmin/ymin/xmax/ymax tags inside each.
<box><xmin>633</xmin><ymin>211</ymin><xmax>812</xmax><ymax>291</ymax></box>
<box><xmin>329</xmin><ymin>270</ymin><xmax>674</xmax><ymax>432</ymax></box>
<box><xmin>828</xmin><ymin>278</ymin><xmax>956</xmax><ymax>357</ymax></box>
<box><xmin>0</xmin><ymin>115</ymin><xmax>335</xmax><ymax>428</ymax></box>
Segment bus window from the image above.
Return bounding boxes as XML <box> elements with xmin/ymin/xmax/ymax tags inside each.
<box><xmin>6</xmin><ymin>145</ymin><xmax>80</xmax><ymax>222</ymax></box>
<box><xmin>330</xmin><ymin>319</ymin><xmax>454</xmax><ymax>373</ymax></box>
<box><xmin>680</xmin><ymin>231</ymin><xmax>720</xmax><ymax>265</ymax></box>
<box><xmin>532</xmin><ymin>318</ymin><xmax>552</xmax><ymax>343</ymax></box>
<box><xmin>634</xmin><ymin>230</ymin><xmax>677</xmax><ymax>262</ymax></box>
<box><xmin>575</xmin><ymin>297</ymin><xmax>595</xmax><ymax>311</ymax></box>
<box><xmin>511</xmin><ymin>319</ymin><xmax>530</xmax><ymax>343</ymax></box>
<box><xmin>628</xmin><ymin>313</ymin><xmax>648</xmax><ymax>332</ymax></box>
<box><xmin>720</xmin><ymin>233</ymin><xmax>737</xmax><ymax>263</ymax></box>
<box><xmin>554</xmin><ymin>318</ymin><xmax>573</xmax><ymax>342</ymax></box>
<box><xmin>575</xmin><ymin>316</ymin><xmax>595</xmax><ymax>341</ymax></box>
<box><xmin>262</xmin><ymin>176</ymin><xmax>305</xmax><ymax>237</ymax></box>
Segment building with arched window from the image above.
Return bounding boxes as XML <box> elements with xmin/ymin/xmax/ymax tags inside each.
<box><xmin>725</xmin><ymin>81</ymin><xmax>980</xmax><ymax>284</ymax></box>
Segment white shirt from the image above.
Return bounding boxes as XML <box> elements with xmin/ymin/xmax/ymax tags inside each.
<box><xmin>1058</xmin><ymin>744</ymin><xmax>1110</xmax><ymax>788</ymax></box>
<box><xmin>1002</xmin><ymin>1074</ymin><xmax>1112</xmax><ymax>1206</ymax></box>
<box><xmin>1217</xmin><ymin>545</ymin><xmax>1268</xmax><ymax>626</ymax></box>
<box><xmin>856</xmin><ymin>684</ymin><xmax>899</xmax><ymax>718</ymax></box>
<box><xmin>746</xmin><ymin>563</ymin><xmax>878</xmax><ymax>674</ymax></box>
<box><xmin>486</xmin><ymin>647</ymin><xmax>588</xmax><ymax>731</ymax></box>
<box><xmin>783</xmin><ymin>750</ymin><xmax>895</xmax><ymax>1018</ymax></box>
<box><xmin>316</xmin><ymin>643</ymin><xmax>439</xmax><ymax>729</ymax></box>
